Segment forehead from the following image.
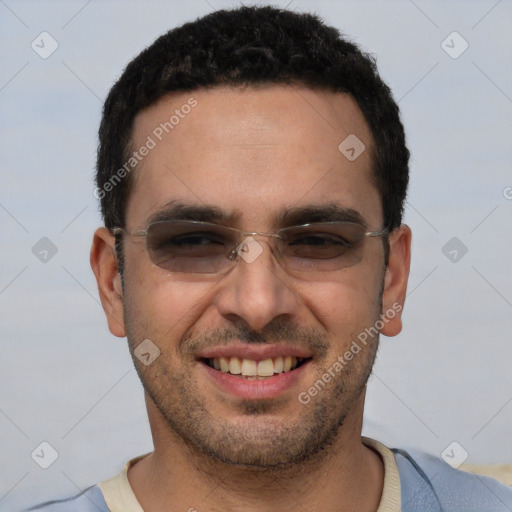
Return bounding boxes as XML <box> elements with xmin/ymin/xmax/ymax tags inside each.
<box><xmin>126</xmin><ymin>85</ymin><xmax>380</xmax><ymax>228</ymax></box>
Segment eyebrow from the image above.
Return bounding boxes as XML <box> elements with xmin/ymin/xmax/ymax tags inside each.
<box><xmin>147</xmin><ymin>201</ymin><xmax>239</xmax><ymax>225</ymax></box>
<box><xmin>147</xmin><ymin>201</ymin><xmax>367</xmax><ymax>228</ymax></box>
<box><xmin>277</xmin><ymin>204</ymin><xmax>366</xmax><ymax>227</ymax></box>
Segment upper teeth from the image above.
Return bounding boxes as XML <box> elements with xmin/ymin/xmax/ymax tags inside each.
<box><xmin>210</xmin><ymin>356</ymin><xmax>302</xmax><ymax>376</ymax></box>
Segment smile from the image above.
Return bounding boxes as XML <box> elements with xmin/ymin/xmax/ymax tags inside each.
<box><xmin>203</xmin><ymin>356</ymin><xmax>310</xmax><ymax>378</ymax></box>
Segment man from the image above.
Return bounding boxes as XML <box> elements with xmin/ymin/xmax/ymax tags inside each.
<box><xmin>32</xmin><ymin>5</ymin><xmax>512</xmax><ymax>511</ymax></box>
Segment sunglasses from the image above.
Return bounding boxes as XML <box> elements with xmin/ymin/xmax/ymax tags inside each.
<box><xmin>112</xmin><ymin>220</ymin><xmax>388</xmax><ymax>274</ymax></box>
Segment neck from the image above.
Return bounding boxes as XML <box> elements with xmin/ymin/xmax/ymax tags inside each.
<box><xmin>128</xmin><ymin>393</ymin><xmax>383</xmax><ymax>512</ymax></box>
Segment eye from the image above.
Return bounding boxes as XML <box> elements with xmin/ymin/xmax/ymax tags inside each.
<box><xmin>285</xmin><ymin>232</ymin><xmax>354</xmax><ymax>260</ymax></box>
<box><xmin>170</xmin><ymin>232</ymin><xmax>225</xmax><ymax>246</ymax></box>
<box><xmin>289</xmin><ymin>234</ymin><xmax>351</xmax><ymax>247</ymax></box>
<box><xmin>152</xmin><ymin>231</ymin><xmax>228</xmax><ymax>252</ymax></box>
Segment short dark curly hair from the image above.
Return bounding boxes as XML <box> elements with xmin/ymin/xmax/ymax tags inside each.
<box><xmin>96</xmin><ymin>5</ymin><xmax>409</xmax><ymax>241</ymax></box>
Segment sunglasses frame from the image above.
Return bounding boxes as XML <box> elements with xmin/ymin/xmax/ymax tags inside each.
<box><xmin>112</xmin><ymin>219</ymin><xmax>389</xmax><ymax>274</ymax></box>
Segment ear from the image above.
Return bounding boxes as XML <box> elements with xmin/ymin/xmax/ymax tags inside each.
<box><xmin>380</xmin><ymin>224</ymin><xmax>412</xmax><ymax>337</ymax></box>
<box><xmin>90</xmin><ymin>227</ymin><xmax>126</xmax><ymax>337</ymax></box>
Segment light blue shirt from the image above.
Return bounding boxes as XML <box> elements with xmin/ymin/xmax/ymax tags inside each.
<box><xmin>27</xmin><ymin>448</ymin><xmax>512</xmax><ymax>511</ymax></box>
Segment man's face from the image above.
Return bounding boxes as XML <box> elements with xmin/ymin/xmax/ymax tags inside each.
<box><xmin>115</xmin><ymin>85</ymin><xmax>393</xmax><ymax>467</ymax></box>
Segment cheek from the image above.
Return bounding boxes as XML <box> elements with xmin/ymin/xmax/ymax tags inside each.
<box><xmin>298</xmin><ymin>272</ymin><xmax>382</xmax><ymax>337</ymax></box>
<box><xmin>122</xmin><ymin>247</ymin><xmax>217</xmax><ymax>349</ymax></box>
<box><xmin>129</xmin><ymin>279</ymin><xmax>213</xmax><ymax>321</ymax></box>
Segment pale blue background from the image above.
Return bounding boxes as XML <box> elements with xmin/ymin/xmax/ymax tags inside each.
<box><xmin>1</xmin><ymin>0</ymin><xmax>511</xmax><ymax>510</ymax></box>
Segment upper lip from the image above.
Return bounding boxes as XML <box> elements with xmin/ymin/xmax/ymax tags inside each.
<box><xmin>197</xmin><ymin>343</ymin><xmax>313</xmax><ymax>361</ymax></box>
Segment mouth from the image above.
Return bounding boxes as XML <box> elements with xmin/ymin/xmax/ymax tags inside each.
<box><xmin>202</xmin><ymin>356</ymin><xmax>312</xmax><ymax>379</ymax></box>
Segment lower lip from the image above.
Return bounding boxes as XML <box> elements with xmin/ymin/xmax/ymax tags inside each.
<box><xmin>199</xmin><ymin>360</ymin><xmax>311</xmax><ymax>400</ymax></box>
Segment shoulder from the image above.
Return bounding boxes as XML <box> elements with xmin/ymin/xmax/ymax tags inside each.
<box><xmin>26</xmin><ymin>485</ymin><xmax>109</xmax><ymax>512</ymax></box>
<box><xmin>393</xmin><ymin>447</ymin><xmax>512</xmax><ymax>511</ymax></box>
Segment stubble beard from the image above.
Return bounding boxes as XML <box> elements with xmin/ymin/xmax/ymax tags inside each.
<box><xmin>125</xmin><ymin>324</ymin><xmax>379</xmax><ymax>470</ymax></box>
<box><xmin>122</xmin><ymin>270</ymin><xmax>384</xmax><ymax>470</ymax></box>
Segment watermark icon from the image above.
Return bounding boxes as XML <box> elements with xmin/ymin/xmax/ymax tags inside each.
<box><xmin>441</xmin><ymin>441</ymin><xmax>469</xmax><ymax>468</ymax></box>
<box><xmin>94</xmin><ymin>97</ymin><xmax>198</xmax><ymax>200</ymax></box>
<box><xmin>338</xmin><ymin>134</ymin><xmax>366</xmax><ymax>161</ymax></box>
<box><xmin>236</xmin><ymin>236</ymin><xmax>264</xmax><ymax>264</ymax></box>
<box><xmin>298</xmin><ymin>302</ymin><xmax>402</xmax><ymax>404</ymax></box>
<box><xmin>31</xmin><ymin>441</ymin><xmax>59</xmax><ymax>469</ymax></box>
<box><xmin>32</xmin><ymin>237</ymin><xmax>58</xmax><ymax>263</ymax></box>
<box><xmin>134</xmin><ymin>339</ymin><xmax>161</xmax><ymax>366</ymax></box>
<box><xmin>441</xmin><ymin>237</ymin><xmax>468</xmax><ymax>263</ymax></box>
<box><xmin>503</xmin><ymin>187</ymin><xmax>512</xmax><ymax>200</ymax></box>
<box><xmin>31</xmin><ymin>31</ymin><xmax>59</xmax><ymax>59</ymax></box>
<box><xmin>441</xmin><ymin>31</ymin><xmax>469</xmax><ymax>60</ymax></box>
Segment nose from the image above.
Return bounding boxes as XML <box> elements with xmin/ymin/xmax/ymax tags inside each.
<box><xmin>213</xmin><ymin>237</ymin><xmax>302</xmax><ymax>331</ymax></box>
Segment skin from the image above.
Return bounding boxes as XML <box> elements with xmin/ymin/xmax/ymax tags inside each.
<box><xmin>91</xmin><ymin>84</ymin><xmax>411</xmax><ymax>512</ymax></box>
